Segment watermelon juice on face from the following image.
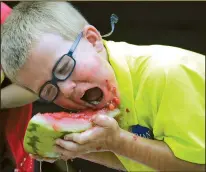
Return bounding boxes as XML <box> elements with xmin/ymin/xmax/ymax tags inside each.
<box><xmin>16</xmin><ymin>31</ymin><xmax>121</xmax><ymax>112</ymax></box>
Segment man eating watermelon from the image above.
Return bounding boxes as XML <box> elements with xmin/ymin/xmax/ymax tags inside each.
<box><xmin>1</xmin><ymin>2</ymin><xmax>205</xmax><ymax>172</ymax></box>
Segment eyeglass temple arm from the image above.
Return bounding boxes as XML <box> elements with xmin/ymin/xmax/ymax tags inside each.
<box><xmin>68</xmin><ymin>14</ymin><xmax>119</xmax><ymax>57</ymax></box>
<box><xmin>68</xmin><ymin>32</ymin><xmax>83</xmax><ymax>57</ymax></box>
<box><xmin>102</xmin><ymin>14</ymin><xmax>119</xmax><ymax>38</ymax></box>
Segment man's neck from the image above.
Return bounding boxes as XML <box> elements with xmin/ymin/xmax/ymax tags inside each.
<box><xmin>100</xmin><ymin>45</ymin><xmax>109</xmax><ymax>62</ymax></box>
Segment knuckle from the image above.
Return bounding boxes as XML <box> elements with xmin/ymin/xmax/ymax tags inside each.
<box><xmin>58</xmin><ymin>140</ymin><xmax>65</xmax><ymax>147</ymax></box>
<box><xmin>61</xmin><ymin>152</ymin><xmax>76</xmax><ymax>161</ymax></box>
<box><xmin>73</xmin><ymin>134</ymin><xmax>81</xmax><ymax>143</ymax></box>
<box><xmin>72</xmin><ymin>144</ymin><xmax>79</xmax><ymax>152</ymax></box>
<box><xmin>78</xmin><ymin>138</ymin><xmax>86</xmax><ymax>144</ymax></box>
<box><xmin>112</xmin><ymin>118</ymin><xmax>118</xmax><ymax>126</ymax></box>
<box><xmin>107</xmin><ymin>118</ymin><xmax>116</xmax><ymax>128</ymax></box>
<box><xmin>75</xmin><ymin>135</ymin><xmax>86</xmax><ymax>144</ymax></box>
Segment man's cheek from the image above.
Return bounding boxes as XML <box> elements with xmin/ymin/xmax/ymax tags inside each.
<box><xmin>54</xmin><ymin>96</ymin><xmax>72</xmax><ymax>109</ymax></box>
<box><xmin>80</xmin><ymin>62</ymin><xmax>101</xmax><ymax>79</ymax></box>
<box><xmin>76</xmin><ymin>66</ymin><xmax>98</xmax><ymax>80</ymax></box>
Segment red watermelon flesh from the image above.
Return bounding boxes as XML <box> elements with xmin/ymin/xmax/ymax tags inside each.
<box><xmin>23</xmin><ymin>108</ymin><xmax>120</xmax><ymax>158</ymax></box>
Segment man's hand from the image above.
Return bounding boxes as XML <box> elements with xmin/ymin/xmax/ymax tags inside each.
<box><xmin>54</xmin><ymin>114</ymin><xmax>121</xmax><ymax>161</ymax></box>
<box><xmin>29</xmin><ymin>154</ymin><xmax>56</xmax><ymax>163</ymax></box>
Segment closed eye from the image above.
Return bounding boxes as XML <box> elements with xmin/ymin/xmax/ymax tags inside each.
<box><xmin>45</xmin><ymin>86</ymin><xmax>52</xmax><ymax>96</ymax></box>
<box><xmin>57</xmin><ymin>62</ymin><xmax>69</xmax><ymax>75</ymax></box>
<box><xmin>54</xmin><ymin>55</ymin><xmax>74</xmax><ymax>79</ymax></box>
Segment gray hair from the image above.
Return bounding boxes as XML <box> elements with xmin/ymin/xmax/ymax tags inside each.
<box><xmin>1</xmin><ymin>2</ymin><xmax>88</xmax><ymax>82</ymax></box>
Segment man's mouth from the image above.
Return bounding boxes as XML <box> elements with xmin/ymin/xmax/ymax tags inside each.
<box><xmin>81</xmin><ymin>87</ymin><xmax>103</xmax><ymax>105</ymax></box>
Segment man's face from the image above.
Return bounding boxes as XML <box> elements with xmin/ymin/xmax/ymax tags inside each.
<box><xmin>17</xmin><ymin>26</ymin><xmax>119</xmax><ymax>110</ymax></box>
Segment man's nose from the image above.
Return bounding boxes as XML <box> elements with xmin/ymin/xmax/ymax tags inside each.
<box><xmin>58</xmin><ymin>80</ymin><xmax>76</xmax><ymax>98</ymax></box>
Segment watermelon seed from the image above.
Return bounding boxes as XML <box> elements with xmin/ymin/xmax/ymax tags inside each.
<box><xmin>126</xmin><ymin>108</ymin><xmax>130</xmax><ymax>113</ymax></box>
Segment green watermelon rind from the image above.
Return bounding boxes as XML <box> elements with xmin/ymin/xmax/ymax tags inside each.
<box><xmin>23</xmin><ymin>108</ymin><xmax>121</xmax><ymax>158</ymax></box>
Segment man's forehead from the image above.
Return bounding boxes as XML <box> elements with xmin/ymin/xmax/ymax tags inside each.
<box><xmin>17</xmin><ymin>44</ymin><xmax>55</xmax><ymax>92</ymax></box>
<box><xmin>17</xmin><ymin>33</ymin><xmax>73</xmax><ymax>93</ymax></box>
<box><xmin>16</xmin><ymin>60</ymin><xmax>51</xmax><ymax>93</ymax></box>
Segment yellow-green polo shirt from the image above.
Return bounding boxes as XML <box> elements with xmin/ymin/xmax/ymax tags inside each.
<box><xmin>104</xmin><ymin>40</ymin><xmax>205</xmax><ymax>171</ymax></box>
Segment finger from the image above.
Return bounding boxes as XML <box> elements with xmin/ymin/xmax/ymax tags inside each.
<box><xmin>29</xmin><ymin>154</ymin><xmax>38</xmax><ymax>159</ymax></box>
<box><xmin>76</xmin><ymin>127</ymin><xmax>106</xmax><ymax>145</ymax></box>
<box><xmin>54</xmin><ymin>145</ymin><xmax>77</xmax><ymax>160</ymax></box>
<box><xmin>64</xmin><ymin>133</ymin><xmax>80</xmax><ymax>141</ymax></box>
<box><xmin>30</xmin><ymin>154</ymin><xmax>44</xmax><ymax>161</ymax></box>
<box><xmin>56</xmin><ymin>139</ymin><xmax>80</xmax><ymax>152</ymax></box>
<box><xmin>43</xmin><ymin>157</ymin><xmax>56</xmax><ymax>163</ymax></box>
<box><xmin>43</xmin><ymin>159</ymin><xmax>56</xmax><ymax>163</ymax></box>
<box><xmin>29</xmin><ymin>154</ymin><xmax>56</xmax><ymax>163</ymax></box>
<box><xmin>65</xmin><ymin>127</ymin><xmax>106</xmax><ymax>145</ymax></box>
<box><xmin>92</xmin><ymin>114</ymin><xmax>117</xmax><ymax>128</ymax></box>
<box><xmin>64</xmin><ymin>132</ymin><xmax>91</xmax><ymax>145</ymax></box>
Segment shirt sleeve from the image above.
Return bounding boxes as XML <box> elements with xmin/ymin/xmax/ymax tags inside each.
<box><xmin>150</xmin><ymin>64</ymin><xmax>205</xmax><ymax>164</ymax></box>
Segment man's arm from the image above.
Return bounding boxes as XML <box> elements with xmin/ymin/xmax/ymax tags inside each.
<box><xmin>1</xmin><ymin>84</ymin><xmax>38</xmax><ymax>109</ymax></box>
<box><xmin>78</xmin><ymin>129</ymin><xmax>204</xmax><ymax>172</ymax></box>
<box><xmin>80</xmin><ymin>151</ymin><xmax>126</xmax><ymax>171</ymax></box>
<box><xmin>110</xmin><ymin>129</ymin><xmax>205</xmax><ymax>171</ymax></box>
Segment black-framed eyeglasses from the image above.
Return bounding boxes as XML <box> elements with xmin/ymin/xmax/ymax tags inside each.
<box><xmin>38</xmin><ymin>32</ymin><xmax>83</xmax><ymax>102</ymax></box>
<box><xmin>38</xmin><ymin>14</ymin><xmax>119</xmax><ymax>103</ymax></box>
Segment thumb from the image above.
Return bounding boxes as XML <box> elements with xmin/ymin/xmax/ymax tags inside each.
<box><xmin>91</xmin><ymin>114</ymin><xmax>115</xmax><ymax>128</ymax></box>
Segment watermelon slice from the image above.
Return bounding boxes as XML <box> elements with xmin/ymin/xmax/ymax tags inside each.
<box><xmin>23</xmin><ymin>108</ymin><xmax>120</xmax><ymax>158</ymax></box>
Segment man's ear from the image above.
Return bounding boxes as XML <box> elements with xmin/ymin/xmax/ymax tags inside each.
<box><xmin>83</xmin><ymin>25</ymin><xmax>104</xmax><ymax>52</ymax></box>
